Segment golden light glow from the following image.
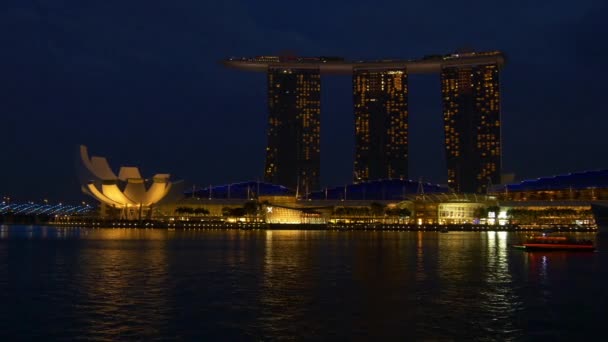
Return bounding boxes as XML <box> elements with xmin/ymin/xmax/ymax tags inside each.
<box><xmin>80</xmin><ymin>145</ymin><xmax>173</xmax><ymax>220</ymax></box>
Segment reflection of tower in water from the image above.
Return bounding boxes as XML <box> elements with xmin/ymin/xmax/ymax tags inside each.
<box><xmin>415</xmin><ymin>231</ymin><xmax>426</xmax><ymax>281</ymax></box>
<box><xmin>485</xmin><ymin>231</ymin><xmax>510</xmax><ymax>283</ymax></box>
<box><xmin>258</xmin><ymin>231</ymin><xmax>315</xmax><ymax>328</ymax></box>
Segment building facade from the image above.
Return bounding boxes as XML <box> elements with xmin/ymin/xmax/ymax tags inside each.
<box><xmin>491</xmin><ymin>169</ymin><xmax>608</xmax><ymax>202</ymax></box>
<box><xmin>441</xmin><ymin>63</ymin><xmax>501</xmax><ymax>193</ymax></box>
<box><xmin>225</xmin><ymin>52</ymin><xmax>505</xmax><ymax>195</ymax></box>
<box><xmin>264</xmin><ymin>67</ymin><xmax>321</xmax><ymax>194</ymax></box>
<box><xmin>353</xmin><ymin>68</ymin><xmax>409</xmax><ymax>182</ymax></box>
<box><xmin>437</xmin><ymin>201</ymin><xmax>486</xmax><ymax>224</ymax></box>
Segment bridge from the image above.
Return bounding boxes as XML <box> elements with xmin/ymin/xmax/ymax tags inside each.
<box><xmin>0</xmin><ymin>202</ymin><xmax>93</xmax><ymax>216</ymax></box>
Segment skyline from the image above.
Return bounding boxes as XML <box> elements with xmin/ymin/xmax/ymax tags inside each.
<box><xmin>1</xmin><ymin>0</ymin><xmax>607</xmax><ymax>201</ymax></box>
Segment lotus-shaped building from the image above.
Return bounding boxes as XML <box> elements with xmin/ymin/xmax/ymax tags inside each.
<box><xmin>80</xmin><ymin>145</ymin><xmax>172</xmax><ymax>219</ymax></box>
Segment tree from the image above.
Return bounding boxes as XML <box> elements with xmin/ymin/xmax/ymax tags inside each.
<box><xmin>194</xmin><ymin>207</ymin><xmax>209</xmax><ymax>216</ymax></box>
<box><xmin>232</xmin><ymin>208</ymin><xmax>246</xmax><ymax>217</ymax></box>
<box><xmin>370</xmin><ymin>202</ymin><xmax>386</xmax><ymax>217</ymax></box>
<box><xmin>243</xmin><ymin>201</ymin><xmax>259</xmax><ymax>221</ymax></box>
<box><xmin>386</xmin><ymin>207</ymin><xmax>411</xmax><ymax>217</ymax></box>
<box><xmin>243</xmin><ymin>201</ymin><xmax>259</xmax><ymax>216</ymax></box>
<box><xmin>333</xmin><ymin>207</ymin><xmax>346</xmax><ymax>216</ymax></box>
<box><xmin>176</xmin><ymin>207</ymin><xmax>194</xmax><ymax>215</ymax></box>
<box><xmin>398</xmin><ymin>208</ymin><xmax>411</xmax><ymax>217</ymax></box>
<box><xmin>473</xmin><ymin>207</ymin><xmax>488</xmax><ymax>219</ymax></box>
<box><xmin>487</xmin><ymin>205</ymin><xmax>500</xmax><ymax>214</ymax></box>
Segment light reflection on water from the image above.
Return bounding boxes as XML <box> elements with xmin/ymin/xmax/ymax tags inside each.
<box><xmin>0</xmin><ymin>226</ymin><xmax>604</xmax><ymax>340</ymax></box>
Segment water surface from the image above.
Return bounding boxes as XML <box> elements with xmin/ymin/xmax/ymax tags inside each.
<box><xmin>0</xmin><ymin>225</ymin><xmax>605</xmax><ymax>340</ymax></box>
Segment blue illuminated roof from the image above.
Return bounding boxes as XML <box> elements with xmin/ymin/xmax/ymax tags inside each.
<box><xmin>185</xmin><ymin>179</ymin><xmax>448</xmax><ymax>200</ymax></box>
<box><xmin>185</xmin><ymin>181</ymin><xmax>294</xmax><ymax>199</ymax></box>
<box><xmin>496</xmin><ymin>170</ymin><xmax>608</xmax><ymax>192</ymax></box>
<box><xmin>308</xmin><ymin>179</ymin><xmax>448</xmax><ymax>201</ymax></box>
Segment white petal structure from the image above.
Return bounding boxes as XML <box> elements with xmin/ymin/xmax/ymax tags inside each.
<box><xmin>86</xmin><ymin>183</ymin><xmax>124</xmax><ymax>207</ymax></box>
<box><xmin>124</xmin><ymin>178</ymin><xmax>146</xmax><ymax>204</ymax></box>
<box><xmin>143</xmin><ymin>175</ymin><xmax>172</xmax><ymax>206</ymax></box>
<box><xmin>118</xmin><ymin>167</ymin><xmax>142</xmax><ymax>181</ymax></box>
<box><xmin>80</xmin><ymin>145</ymin><xmax>173</xmax><ymax>219</ymax></box>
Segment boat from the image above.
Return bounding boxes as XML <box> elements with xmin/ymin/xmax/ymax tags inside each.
<box><xmin>512</xmin><ymin>234</ymin><xmax>594</xmax><ymax>251</ymax></box>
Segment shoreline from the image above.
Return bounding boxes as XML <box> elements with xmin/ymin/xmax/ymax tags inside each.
<box><xmin>39</xmin><ymin>220</ymin><xmax>597</xmax><ymax>232</ymax></box>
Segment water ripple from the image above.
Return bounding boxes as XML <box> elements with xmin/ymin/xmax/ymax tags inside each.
<box><xmin>0</xmin><ymin>227</ymin><xmax>605</xmax><ymax>340</ymax></box>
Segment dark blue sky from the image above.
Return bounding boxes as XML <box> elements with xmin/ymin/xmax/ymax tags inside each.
<box><xmin>1</xmin><ymin>0</ymin><xmax>607</xmax><ymax>202</ymax></box>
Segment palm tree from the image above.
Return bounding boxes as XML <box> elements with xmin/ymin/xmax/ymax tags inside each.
<box><xmin>473</xmin><ymin>207</ymin><xmax>488</xmax><ymax>219</ymax></box>
<box><xmin>243</xmin><ymin>201</ymin><xmax>259</xmax><ymax>222</ymax></box>
<box><xmin>194</xmin><ymin>207</ymin><xmax>209</xmax><ymax>216</ymax></box>
<box><xmin>370</xmin><ymin>202</ymin><xmax>386</xmax><ymax>217</ymax></box>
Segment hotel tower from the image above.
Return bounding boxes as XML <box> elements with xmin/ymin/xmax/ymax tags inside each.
<box><xmin>264</xmin><ymin>67</ymin><xmax>321</xmax><ymax>194</ymax></box>
<box><xmin>353</xmin><ymin>68</ymin><xmax>409</xmax><ymax>182</ymax></box>
<box><xmin>224</xmin><ymin>51</ymin><xmax>504</xmax><ymax>194</ymax></box>
<box><xmin>441</xmin><ymin>63</ymin><xmax>501</xmax><ymax>193</ymax></box>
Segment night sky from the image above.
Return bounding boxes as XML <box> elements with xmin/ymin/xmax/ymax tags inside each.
<box><xmin>1</xmin><ymin>0</ymin><xmax>607</xmax><ymax>202</ymax></box>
